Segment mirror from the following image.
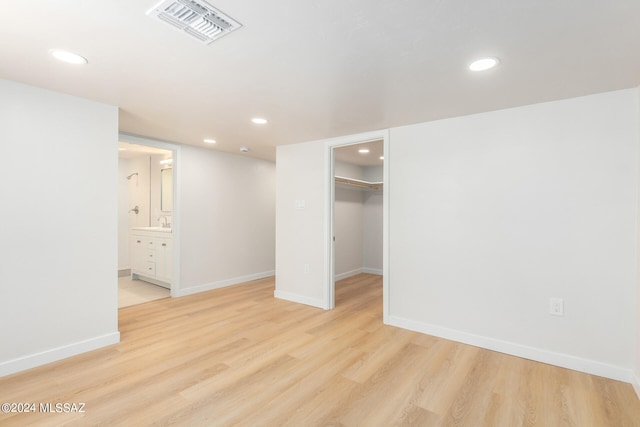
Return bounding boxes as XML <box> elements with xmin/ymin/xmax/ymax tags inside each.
<box><xmin>161</xmin><ymin>168</ymin><xmax>173</xmax><ymax>212</ymax></box>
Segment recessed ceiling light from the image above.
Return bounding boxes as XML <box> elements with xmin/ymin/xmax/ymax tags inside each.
<box><xmin>469</xmin><ymin>57</ymin><xmax>499</xmax><ymax>71</ymax></box>
<box><xmin>358</xmin><ymin>148</ymin><xmax>370</xmax><ymax>154</ymax></box>
<box><xmin>204</xmin><ymin>139</ymin><xmax>216</xmax><ymax>144</ymax></box>
<box><xmin>251</xmin><ymin>118</ymin><xmax>268</xmax><ymax>124</ymax></box>
<box><xmin>379</xmin><ymin>156</ymin><xmax>384</xmax><ymax>160</ymax></box>
<box><xmin>49</xmin><ymin>49</ymin><xmax>88</xmax><ymax>65</ymax></box>
<box><xmin>240</xmin><ymin>147</ymin><xmax>250</xmax><ymax>153</ymax></box>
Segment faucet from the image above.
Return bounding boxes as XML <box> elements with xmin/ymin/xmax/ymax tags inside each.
<box><xmin>158</xmin><ymin>216</ymin><xmax>170</xmax><ymax>228</ymax></box>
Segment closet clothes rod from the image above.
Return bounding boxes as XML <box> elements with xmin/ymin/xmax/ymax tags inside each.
<box><xmin>335</xmin><ymin>175</ymin><xmax>383</xmax><ymax>190</ymax></box>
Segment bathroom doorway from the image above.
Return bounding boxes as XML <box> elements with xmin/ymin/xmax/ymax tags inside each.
<box><xmin>118</xmin><ymin>135</ymin><xmax>179</xmax><ymax>307</ymax></box>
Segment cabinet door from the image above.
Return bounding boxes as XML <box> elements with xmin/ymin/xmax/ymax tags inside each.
<box><xmin>156</xmin><ymin>238</ymin><xmax>173</xmax><ymax>282</ymax></box>
<box><xmin>129</xmin><ymin>235</ymin><xmax>146</xmax><ymax>272</ymax></box>
<box><xmin>145</xmin><ymin>261</ymin><xmax>156</xmax><ymax>276</ymax></box>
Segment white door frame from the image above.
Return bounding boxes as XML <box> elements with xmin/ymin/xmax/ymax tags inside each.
<box><xmin>324</xmin><ymin>129</ymin><xmax>389</xmax><ymax>322</ymax></box>
<box><xmin>119</xmin><ymin>133</ymin><xmax>182</xmax><ymax>297</ymax></box>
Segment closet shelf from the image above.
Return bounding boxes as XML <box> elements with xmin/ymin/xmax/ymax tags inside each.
<box><xmin>335</xmin><ymin>175</ymin><xmax>383</xmax><ymax>190</ymax></box>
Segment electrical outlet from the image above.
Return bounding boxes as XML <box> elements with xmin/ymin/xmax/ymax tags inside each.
<box><xmin>549</xmin><ymin>298</ymin><xmax>564</xmax><ymax>316</ymax></box>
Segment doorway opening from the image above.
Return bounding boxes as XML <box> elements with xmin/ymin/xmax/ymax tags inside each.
<box><xmin>326</xmin><ymin>130</ymin><xmax>389</xmax><ymax>321</ymax></box>
<box><xmin>117</xmin><ymin>134</ymin><xmax>180</xmax><ymax>308</ymax></box>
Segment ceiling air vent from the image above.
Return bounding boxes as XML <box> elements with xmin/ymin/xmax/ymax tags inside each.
<box><xmin>147</xmin><ymin>0</ymin><xmax>241</xmax><ymax>44</ymax></box>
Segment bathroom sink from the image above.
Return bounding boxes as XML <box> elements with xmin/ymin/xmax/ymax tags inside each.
<box><xmin>131</xmin><ymin>226</ymin><xmax>172</xmax><ymax>232</ymax></box>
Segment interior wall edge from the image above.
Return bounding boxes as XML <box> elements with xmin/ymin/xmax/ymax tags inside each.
<box><xmin>633</xmin><ymin>371</ymin><xmax>640</xmax><ymax>399</ymax></box>
<box><xmin>636</xmin><ymin>84</ymin><xmax>640</xmax><ymax>401</ymax></box>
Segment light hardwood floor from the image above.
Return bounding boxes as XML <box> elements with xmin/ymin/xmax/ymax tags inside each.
<box><xmin>1</xmin><ymin>274</ymin><xmax>639</xmax><ymax>426</ymax></box>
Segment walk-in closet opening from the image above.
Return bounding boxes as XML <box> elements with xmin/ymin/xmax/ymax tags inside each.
<box><xmin>332</xmin><ymin>140</ymin><xmax>384</xmax><ymax>307</ymax></box>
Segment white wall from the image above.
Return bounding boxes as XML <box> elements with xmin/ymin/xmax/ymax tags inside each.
<box><xmin>275</xmin><ymin>141</ymin><xmax>328</xmax><ymax>307</ymax></box>
<box><xmin>363</xmin><ymin>191</ymin><xmax>383</xmax><ymax>273</ymax></box>
<box><xmin>334</xmin><ymin>160</ymin><xmax>363</xmax><ymax>180</ymax></box>
<box><xmin>275</xmin><ymin>88</ymin><xmax>638</xmax><ymax>383</ymax></box>
<box><xmin>388</xmin><ymin>89</ymin><xmax>638</xmax><ymax>381</ymax></box>
<box><xmin>363</xmin><ymin>165</ymin><xmax>383</xmax><ymax>182</ymax></box>
<box><xmin>334</xmin><ymin>160</ymin><xmax>364</xmax><ymax>279</ymax></box>
<box><xmin>334</xmin><ymin>186</ymin><xmax>364</xmax><ymax>278</ymax></box>
<box><xmin>0</xmin><ymin>79</ymin><xmax>119</xmax><ymax>376</ymax></box>
<box><xmin>363</xmin><ymin>165</ymin><xmax>384</xmax><ymax>273</ymax></box>
<box><xmin>178</xmin><ymin>145</ymin><xmax>275</xmax><ymax>296</ymax></box>
<box><xmin>126</xmin><ymin>155</ymin><xmax>151</xmax><ymax>229</ymax></box>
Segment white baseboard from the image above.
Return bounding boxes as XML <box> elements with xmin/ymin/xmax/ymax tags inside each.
<box><xmin>387</xmin><ymin>315</ymin><xmax>632</xmax><ymax>383</ymax></box>
<box><xmin>274</xmin><ymin>290</ymin><xmax>326</xmax><ymax>309</ymax></box>
<box><xmin>0</xmin><ymin>332</ymin><xmax>120</xmax><ymax>378</ymax></box>
<box><xmin>174</xmin><ymin>271</ymin><xmax>275</xmax><ymax>297</ymax></box>
<box><xmin>334</xmin><ymin>268</ymin><xmax>383</xmax><ymax>281</ymax></box>
<box><xmin>335</xmin><ymin>268</ymin><xmax>363</xmax><ymax>281</ymax></box>
<box><xmin>633</xmin><ymin>372</ymin><xmax>640</xmax><ymax>400</ymax></box>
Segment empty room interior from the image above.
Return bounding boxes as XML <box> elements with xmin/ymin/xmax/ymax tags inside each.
<box><xmin>1</xmin><ymin>1</ymin><xmax>640</xmax><ymax>425</ymax></box>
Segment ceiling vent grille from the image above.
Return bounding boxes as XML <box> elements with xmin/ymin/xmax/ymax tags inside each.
<box><xmin>147</xmin><ymin>0</ymin><xmax>241</xmax><ymax>44</ymax></box>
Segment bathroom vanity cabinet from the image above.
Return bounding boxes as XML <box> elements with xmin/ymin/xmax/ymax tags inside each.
<box><xmin>130</xmin><ymin>227</ymin><xmax>172</xmax><ymax>289</ymax></box>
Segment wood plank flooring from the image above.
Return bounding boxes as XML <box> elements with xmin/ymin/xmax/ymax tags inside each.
<box><xmin>1</xmin><ymin>274</ymin><xmax>639</xmax><ymax>426</ymax></box>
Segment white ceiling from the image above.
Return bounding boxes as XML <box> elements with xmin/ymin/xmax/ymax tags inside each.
<box><xmin>2</xmin><ymin>1</ymin><xmax>639</xmax><ymax>162</ymax></box>
<box><xmin>334</xmin><ymin>140</ymin><xmax>383</xmax><ymax>167</ymax></box>
<box><xmin>118</xmin><ymin>141</ymin><xmax>172</xmax><ymax>159</ymax></box>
